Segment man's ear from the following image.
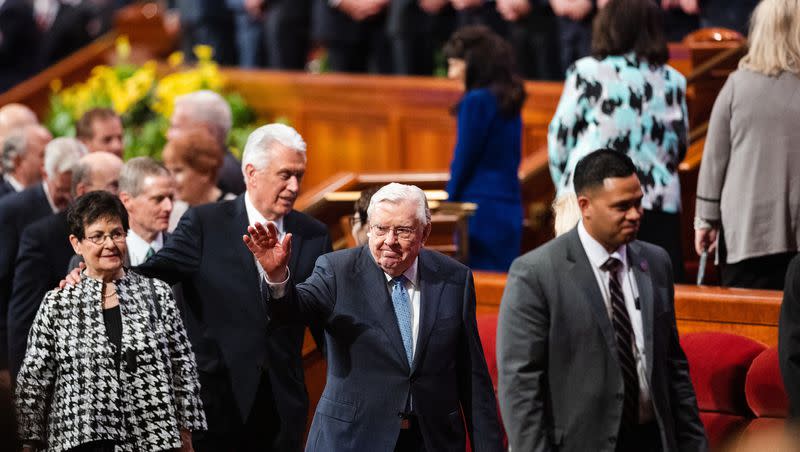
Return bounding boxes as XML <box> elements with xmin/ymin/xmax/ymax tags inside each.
<box><xmin>244</xmin><ymin>163</ymin><xmax>256</xmax><ymax>186</ymax></box>
<box><xmin>421</xmin><ymin>222</ymin><xmax>432</xmax><ymax>245</ymax></box>
<box><xmin>118</xmin><ymin>191</ymin><xmax>133</xmax><ymax>210</ymax></box>
<box><xmin>577</xmin><ymin>192</ymin><xmax>592</xmax><ymax>219</ymax></box>
<box><xmin>68</xmin><ymin>234</ymin><xmax>82</xmax><ymax>255</ymax></box>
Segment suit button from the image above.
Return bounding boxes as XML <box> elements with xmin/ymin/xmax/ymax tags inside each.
<box><xmin>616</xmin><ymin>393</ymin><xmax>624</xmax><ymax>401</ymax></box>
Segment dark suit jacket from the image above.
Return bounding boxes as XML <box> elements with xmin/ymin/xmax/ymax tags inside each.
<box><xmin>38</xmin><ymin>3</ymin><xmax>95</xmax><ymax>67</ymax></box>
<box><xmin>271</xmin><ymin>247</ymin><xmax>503</xmax><ymax>452</ymax></box>
<box><xmin>0</xmin><ymin>179</ymin><xmax>17</xmax><ymax>200</ymax></box>
<box><xmin>0</xmin><ymin>184</ymin><xmax>52</xmax><ymax>369</ymax></box>
<box><xmin>497</xmin><ymin>228</ymin><xmax>707</xmax><ymax>452</ymax></box>
<box><xmin>136</xmin><ymin>195</ymin><xmax>331</xmax><ymax>449</ymax></box>
<box><xmin>217</xmin><ymin>149</ymin><xmax>245</xmax><ymax>196</ymax></box>
<box><xmin>779</xmin><ymin>255</ymin><xmax>800</xmax><ymax>418</ymax></box>
<box><xmin>7</xmin><ymin>211</ymin><xmax>73</xmax><ymax>377</ymax></box>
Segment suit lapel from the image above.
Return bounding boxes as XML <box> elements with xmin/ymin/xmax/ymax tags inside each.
<box><xmin>356</xmin><ymin>249</ymin><xmax>410</xmax><ymax>371</ymax></box>
<box><xmin>565</xmin><ymin>229</ymin><xmax>618</xmax><ymax>354</ymax></box>
<box><xmin>628</xmin><ymin>241</ymin><xmax>655</xmax><ymax>383</ymax></box>
<box><xmin>411</xmin><ymin>250</ymin><xmax>444</xmax><ymax>374</ymax></box>
<box><xmin>231</xmin><ymin>196</ymin><xmax>266</xmax><ymax>320</ymax></box>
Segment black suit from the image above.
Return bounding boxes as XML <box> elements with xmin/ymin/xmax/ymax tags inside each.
<box><xmin>38</xmin><ymin>2</ymin><xmax>95</xmax><ymax>67</ymax></box>
<box><xmin>0</xmin><ymin>0</ymin><xmax>40</xmax><ymax>93</ymax></box>
<box><xmin>217</xmin><ymin>149</ymin><xmax>245</xmax><ymax>196</ymax></box>
<box><xmin>271</xmin><ymin>247</ymin><xmax>503</xmax><ymax>451</ymax></box>
<box><xmin>0</xmin><ymin>179</ymin><xmax>17</xmax><ymax>200</ymax></box>
<box><xmin>779</xmin><ymin>255</ymin><xmax>800</xmax><ymax>418</ymax></box>
<box><xmin>7</xmin><ymin>211</ymin><xmax>73</xmax><ymax>378</ymax></box>
<box><xmin>137</xmin><ymin>195</ymin><xmax>331</xmax><ymax>450</ymax></box>
<box><xmin>0</xmin><ymin>184</ymin><xmax>52</xmax><ymax>369</ymax></box>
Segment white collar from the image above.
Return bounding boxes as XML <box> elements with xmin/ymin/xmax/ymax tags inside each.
<box><xmin>126</xmin><ymin>229</ymin><xmax>164</xmax><ymax>265</ymax></box>
<box><xmin>244</xmin><ymin>190</ymin><xmax>284</xmax><ymax>235</ymax></box>
<box><xmin>577</xmin><ymin>221</ymin><xmax>628</xmax><ymax>272</ymax></box>
<box><xmin>3</xmin><ymin>174</ymin><xmax>23</xmax><ymax>192</ymax></box>
<box><xmin>41</xmin><ymin>181</ymin><xmax>59</xmax><ymax>214</ymax></box>
<box><xmin>382</xmin><ymin>257</ymin><xmax>419</xmax><ymax>287</ymax></box>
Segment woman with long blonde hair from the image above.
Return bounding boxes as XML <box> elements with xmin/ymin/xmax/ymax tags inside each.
<box><xmin>695</xmin><ymin>0</ymin><xmax>800</xmax><ymax>289</ymax></box>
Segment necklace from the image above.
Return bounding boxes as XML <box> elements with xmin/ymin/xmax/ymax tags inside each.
<box><xmin>102</xmin><ymin>289</ymin><xmax>117</xmax><ymax>298</ymax></box>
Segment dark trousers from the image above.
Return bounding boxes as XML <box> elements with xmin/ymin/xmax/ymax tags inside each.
<box><xmin>616</xmin><ymin>421</ymin><xmax>661</xmax><ymax>452</ymax></box>
<box><xmin>556</xmin><ymin>16</ymin><xmax>592</xmax><ymax>75</ymax></box>
<box><xmin>265</xmin><ymin>0</ymin><xmax>312</xmax><ymax>70</ymax></box>
<box><xmin>194</xmin><ymin>371</ymin><xmax>281</xmax><ymax>452</ymax></box>
<box><xmin>638</xmin><ymin>210</ymin><xmax>686</xmax><ymax>283</ymax></box>
<box><xmin>720</xmin><ymin>252</ymin><xmax>798</xmax><ymax>290</ymax></box>
<box><xmin>508</xmin><ymin>6</ymin><xmax>563</xmax><ymax>80</ymax></box>
<box><xmin>327</xmin><ymin>23</ymin><xmax>394</xmax><ymax>74</ymax></box>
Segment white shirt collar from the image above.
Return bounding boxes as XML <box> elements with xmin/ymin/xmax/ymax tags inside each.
<box><xmin>244</xmin><ymin>190</ymin><xmax>284</xmax><ymax>235</ymax></box>
<box><xmin>3</xmin><ymin>174</ymin><xmax>23</xmax><ymax>192</ymax></box>
<box><xmin>382</xmin><ymin>257</ymin><xmax>419</xmax><ymax>287</ymax></box>
<box><xmin>41</xmin><ymin>181</ymin><xmax>59</xmax><ymax>214</ymax></box>
<box><xmin>577</xmin><ymin>220</ymin><xmax>628</xmax><ymax>272</ymax></box>
<box><xmin>126</xmin><ymin>229</ymin><xmax>164</xmax><ymax>266</ymax></box>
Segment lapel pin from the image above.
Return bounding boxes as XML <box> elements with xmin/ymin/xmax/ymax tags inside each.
<box><xmin>639</xmin><ymin>260</ymin><xmax>648</xmax><ymax>272</ymax></box>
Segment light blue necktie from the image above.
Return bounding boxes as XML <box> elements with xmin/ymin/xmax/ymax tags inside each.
<box><xmin>391</xmin><ymin>276</ymin><xmax>414</xmax><ymax>365</ymax></box>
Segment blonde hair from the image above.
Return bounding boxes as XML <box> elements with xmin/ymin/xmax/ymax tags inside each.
<box><xmin>552</xmin><ymin>192</ymin><xmax>581</xmax><ymax>237</ymax></box>
<box><xmin>739</xmin><ymin>0</ymin><xmax>800</xmax><ymax>75</ymax></box>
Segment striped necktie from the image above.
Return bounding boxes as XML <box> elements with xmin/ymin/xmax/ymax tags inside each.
<box><xmin>145</xmin><ymin>247</ymin><xmax>155</xmax><ymax>260</ymax></box>
<box><xmin>601</xmin><ymin>257</ymin><xmax>640</xmax><ymax>426</ymax></box>
<box><xmin>390</xmin><ymin>276</ymin><xmax>414</xmax><ymax>366</ymax></box>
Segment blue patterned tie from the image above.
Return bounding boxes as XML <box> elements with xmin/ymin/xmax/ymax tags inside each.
<box><xmin>391</xmin><ymin>276</ymin><xmax>414</xmax><ymax>365</ymax></box>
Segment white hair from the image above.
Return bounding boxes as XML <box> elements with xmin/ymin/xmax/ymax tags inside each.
<box><xmin>174</xmin><ymin>90</ymin><xmax>232</xmax><ymax>141</ymax></box>
<box><xmin>241</xmin><ymin>123</ymin><xmax>306</xmax><ymax>175</ymax></box>
<box><xmin>367</xmin><ymin>183</ymin><xmax>431</xmax><ymax>225</ymax></box>
<box><xmin>44</xmin><ymin>137</ymin><xmax>86</xmax><ymax>177</ymax></box>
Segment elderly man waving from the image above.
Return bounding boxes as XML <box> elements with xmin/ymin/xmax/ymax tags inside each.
<box><xmin>245</xmin><ymin>183</ymin><xmax>502</xmax><ymax>452</ymax></box>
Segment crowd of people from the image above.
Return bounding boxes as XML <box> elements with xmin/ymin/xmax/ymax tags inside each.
<box><xmin>0</xmin><ymin>0</ymin><xmax>799</xmax><ymax>450</ymax></box>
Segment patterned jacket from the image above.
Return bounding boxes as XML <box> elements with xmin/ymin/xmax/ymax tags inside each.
<box><xmin>15</xmin><ymin>271</ymin><xmax>206</xmax><ymax>452</ymax></box>
<box><xmin>548</xmin><ymin>54</ymin><xmax>689</xmax><ymax>213</ymax></box>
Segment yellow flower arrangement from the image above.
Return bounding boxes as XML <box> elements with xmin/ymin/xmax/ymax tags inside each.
<box><xmin>46</xmin><ymin>38</ymin><xmax>255</xmax><ymax>160</ymax></box>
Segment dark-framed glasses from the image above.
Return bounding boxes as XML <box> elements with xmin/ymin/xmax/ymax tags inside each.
<box><xmin>84</xmin><ymin>231</ymin><xmax>127</xmax><ymax>245</ymax></box>
<box><xmin>370</xmin><ymin>225</ymin><xmax>416</xmax><ymax>240</ymax></box>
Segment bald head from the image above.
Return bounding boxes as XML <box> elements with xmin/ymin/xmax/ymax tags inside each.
<box><xmin>71</xmin><ymin>151</ymin><xmax>124</xmax><ymax>198</ymax></box>
<box><xmin>0</xmin><ymin>104</ymin><xmax>37</xmax><ymax>137</ymax></box>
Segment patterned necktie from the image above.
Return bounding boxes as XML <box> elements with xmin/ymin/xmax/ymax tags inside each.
<box><xmin>145</xmin><ymin>247</ymin><xmax>155</xmax><ymax>260</ymax></box>
<box><xmin>391</xmin><ymin>276</ymin><xmax>414</xmax><ymax>366</ymax></box>
<box><xmin>601</xmin><ymin>257</ymin><xmax>640</xmax><ymax>426</ymax></box>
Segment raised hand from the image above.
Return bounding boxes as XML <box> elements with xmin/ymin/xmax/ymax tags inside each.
<box><xmin>58</xmin><ymin>262</ymin><xmax>85</xmax><ymax>289</ymax></box>
<box><xmin>243</xmin><ymin>222</ymin><xmax>292</xmax><ymax>282</ymax></box>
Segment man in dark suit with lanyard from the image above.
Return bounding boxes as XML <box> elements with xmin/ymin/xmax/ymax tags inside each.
<box><xmin>498</xmin><ymin>149</ymin><xmax>707</xmax><ymax>451</ymax></box>
<box><xmin>136</xmin><ymin>123</ymin><xmax>331</xmax><ymax>451</ymax></box>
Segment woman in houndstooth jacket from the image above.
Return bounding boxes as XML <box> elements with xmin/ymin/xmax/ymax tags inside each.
<box><xmin>15</xmin><ymin>191</ymin><xmax>206</xmax><ymax>452</ymax></box>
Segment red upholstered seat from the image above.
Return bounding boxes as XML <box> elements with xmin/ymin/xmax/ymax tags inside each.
<box><xmin>680</xmin><ymin>332</ymin><xmax>767</xmax><ymax>449</ymax></box>
<box><xmin>475</xmin><ymin>312</ymin><xmax>507</xmax><ymax>450</ymax></box>
<box><xmin>745</xmin><ymin>347</ymin><xmax>789</xmax><ymax>418</ymax></box>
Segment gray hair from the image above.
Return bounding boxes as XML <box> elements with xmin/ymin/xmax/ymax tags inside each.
<box><xmin>174</xmin><ymin>90</ymin><xmax>232</xmax><ymax>142</ymax></box>
<box><xmin>119</xmin><ymin>157</ymin><xmax>170</xmax><ymax>197</ymax></box>
<box><xmin>1</xmin><ymin>132</ymin><xmax>26</xmax><ymax>172</ymax></box>
<box><xmin>367</xmin><ymin>183</ymin><xmax>431</xmax><ymax>225</ymax></box>
<box><xmin>241</xmin><ymin>123</ymin><xmax>306</xmax><ymax>175</ymax></box>
<box><xmin>44</xmin><ymin>137</ymin><xmax>85</xmax><ymax>177</ymax></box>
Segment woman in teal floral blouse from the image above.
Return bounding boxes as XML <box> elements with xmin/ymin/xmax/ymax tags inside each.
<box><xmin>548</xmin><ymin>0</ymin><xmax>689</xmax><ymax>281</ymax></box>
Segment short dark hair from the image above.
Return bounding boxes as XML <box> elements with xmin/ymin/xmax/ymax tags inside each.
<box><xmin>591</xmin><ymin>0</ymin><xmax>669</xmax><ymax>65</ymax></box>
<box><xmin>67</xmin><ymin>191</ymin><xmax>129</xmax><ymax>240</ymax></box>
<box><xmin>75</xmin><ymin>108</ymin><xmax>119</xmax><ymax>140</ymax></box>
<box><xmin>354</xmin><ymin>185</ymin><xmax>382</xmax><ymax>223</ymax></box>
<box><xmin>443</xmin><ymin>25</ymin><xmax>527</xmax><ymax>117</ymax></box>
<box><xmin>573</xmin><ymin>149</ymin><xmax>637</xmax><ymax>195</ymax></box>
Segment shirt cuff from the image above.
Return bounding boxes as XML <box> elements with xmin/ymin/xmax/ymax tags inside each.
<box><xmin>264</xmin><ymin>268</ymin><xmax>290</xmax><ymax>299</ymax></box>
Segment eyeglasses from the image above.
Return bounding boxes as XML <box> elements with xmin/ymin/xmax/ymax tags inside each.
<box><xmin>84</xmin><ymin>231</ymin><xmax>127</xmax><ymax>245</ymax></box>
<box><xmin>370</xmin><ymin>225</ymin><xmax>416</xmax><ymax>240</ymax></box>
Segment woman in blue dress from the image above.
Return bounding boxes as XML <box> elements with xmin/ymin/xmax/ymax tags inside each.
<box><xmin>444</xmin><ymin>26</ymin><xmax>526</xmax><ymax>271</ymax></box>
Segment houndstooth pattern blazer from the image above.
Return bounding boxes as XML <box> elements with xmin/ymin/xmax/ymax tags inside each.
<box><xmin>15</xmin><ymin>270</ymin><xmax>206</xmax><ymax>452</ymax></box>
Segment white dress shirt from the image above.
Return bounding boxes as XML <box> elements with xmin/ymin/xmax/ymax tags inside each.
<box><xmin>4</xmin><ymin>174</ymin><xmax>23</xmax><ymax>192</ymax></box>
<box><xmin>127</xmin><ymin>229</ymin><xmax>165</xmax><ymax>266</ymax></box>
<box><xmin>577</xmin><ymin>221</ymin><xmax>654</xmax><ymax>422</ymax></box>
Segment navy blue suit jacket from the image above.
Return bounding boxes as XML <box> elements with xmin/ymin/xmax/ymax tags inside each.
<box><xmin>272</xmin><ymin>247</ymin><xmax>503</xmax><ymax>452</ymax></box>
<box><xmin>0</xmin><ymin>179</ymin><xmax>16</xmax><ymax>200</ymax></box>
<box><xmin>137</xmin><ymin>195</ymin><xmax>331</xmax><ymax>449</ymax></box>
<box><xmin>7</xmin><ymin>211</ymin><xmax>73</xmax><ymax>377</ymax></box>
<box><xmin>0</xmin><ymin>184</ymin><xmax>52</xmax><ymax>368</ymax></box>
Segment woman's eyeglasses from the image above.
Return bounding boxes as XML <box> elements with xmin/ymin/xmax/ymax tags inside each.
<box><xmin>84</xmin><ymin>231</ymin><xmax>127</xmax><ymax>245</ymax></box>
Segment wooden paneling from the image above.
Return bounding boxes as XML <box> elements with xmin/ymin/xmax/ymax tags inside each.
<box><xmin>469</xmin><ymin>272</ymin><xmax>783</xmax><ymax>345</ymax></box>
